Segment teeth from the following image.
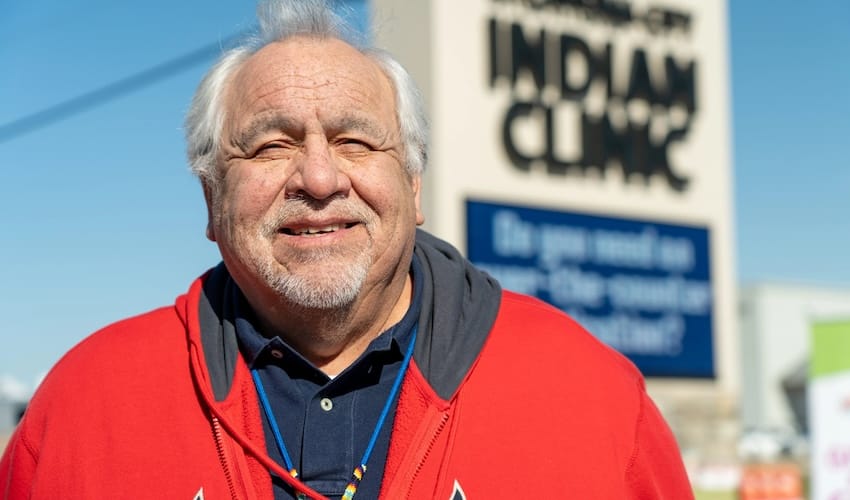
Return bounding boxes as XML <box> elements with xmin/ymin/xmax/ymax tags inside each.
<box><xmin>293</xmin><ymin>224</ymin><xmax>340</xmax><ymax>236</ymax></box>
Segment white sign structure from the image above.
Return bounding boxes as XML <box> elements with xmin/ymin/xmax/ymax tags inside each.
<box><xmin>375</xmin><ymin>0</ymin><xmax>735</xmax><ymax>385</ymax></box>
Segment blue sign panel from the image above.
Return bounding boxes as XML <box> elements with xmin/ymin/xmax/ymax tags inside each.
<box><xmin>467</xmin><ymin>199</ymin><xmax>714</xmax><ymax>378</ymax></box>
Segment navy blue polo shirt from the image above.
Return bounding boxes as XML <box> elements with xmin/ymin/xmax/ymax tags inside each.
<box><xmin>234</xmin><ymin>256</ymin><xmax>422</xmax><ymax>500</ymax></box>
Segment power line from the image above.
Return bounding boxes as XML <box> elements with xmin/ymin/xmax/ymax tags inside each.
<box><xmin>0</xmin><ymin>30</ymin><xmax>252</xmax><ymax>144</ymax></box>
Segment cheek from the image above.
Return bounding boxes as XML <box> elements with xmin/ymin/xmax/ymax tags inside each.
<box><xmin>219</xmin><ymin>170</ymin><xmax>285</xmax><ymax>224</ymax></box>
<box><xmin>350</xmin><ymin>168</ymin><xmax>417</xmax><ymax>211</ymax></box>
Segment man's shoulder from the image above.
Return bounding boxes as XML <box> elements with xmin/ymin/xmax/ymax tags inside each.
<box><xmin>14</xmin><ymin>296</ymin><xmax>207</xmax><ymax>471</ymax></box>
<box><xmin>489</xmin><ymin>290</ymin><xmax>643</xmax><ymax>382</ymax></box>
<box><xmin>493</xmin><ymin>290</ymin><xmax>597</xmax><ymax>340</ymax></box>
<box><xmin>45</xmin><ymin>273</ymin><xmax>207</xmax><ymax>378</ymax></box>
<box><xmin>66</xmin><ymin>305</ymin><xmax>185</xmax><ymax>360</ymax></box>
<box><xmin>31</xmin><ymin>304</ymin><xmax>188</xmax><ymax>400</ymax></box>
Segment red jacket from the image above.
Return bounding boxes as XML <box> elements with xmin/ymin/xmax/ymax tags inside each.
<box><xmin>1</xmin><ymin>232</ymin><xmax>693</xmax><ymax>499</ymax></box>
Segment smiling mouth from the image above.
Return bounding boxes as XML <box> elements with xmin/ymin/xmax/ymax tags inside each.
<box><xmin>280</xmin><ymin>222</ymin><xmax>358</xmax><ymax>236</ymax></box>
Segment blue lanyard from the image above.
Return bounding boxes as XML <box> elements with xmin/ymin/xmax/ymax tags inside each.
<box><xmin>251</xmin><ymin>325</ymin><xmax>418</xmax><ymax>499</ymax></box>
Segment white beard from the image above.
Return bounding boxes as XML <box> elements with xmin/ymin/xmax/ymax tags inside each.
<box><xmin>248</xmin><ymin>196</ymin><xmax>376</xmax><ymax>310</ymax></box>
<box><xmin>255</xmin><ymin>243</ymin><xmax>372</xmax><ymax>309</ymax></box>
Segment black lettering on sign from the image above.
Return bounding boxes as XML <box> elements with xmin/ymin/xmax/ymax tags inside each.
<box><xmin>487</xmin><ymin>12</ymin><xmax>698</xmax><ymax>193</ymax></box>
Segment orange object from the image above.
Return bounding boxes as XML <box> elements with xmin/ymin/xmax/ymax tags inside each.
<box><xmin>739</xmin><ymin>463</ymin><xmax>804</xmax><ymax>500</ymax></box>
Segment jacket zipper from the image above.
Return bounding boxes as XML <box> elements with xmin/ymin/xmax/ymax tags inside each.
<box><xmin>405</xmin><ymin>411</ymin><xmax>450</xmax><ymax>498</ymax></box>
<box><xmin>212</xmin><ymin>416</ymin><xmax>240</xmax><ymax>500</ymax></box>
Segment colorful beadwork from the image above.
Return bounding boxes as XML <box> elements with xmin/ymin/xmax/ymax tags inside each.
<box><xmin>342</xmin><ymin>465</ymin><xmax>367</xmax><ymax>499</ymax></box>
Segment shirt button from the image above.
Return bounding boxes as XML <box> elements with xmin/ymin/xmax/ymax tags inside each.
<box><xmin>269</xmin><ymin>349</ymin><xmax>284</xmax><ymax>359</ymax></box>
<box><xmin>320</xmin><ymin>398</ymin><xmax>334</xmax><ymax>412</ymax></box>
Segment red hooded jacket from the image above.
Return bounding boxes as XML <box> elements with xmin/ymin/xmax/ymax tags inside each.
<box><xmin>1</xmin><ymin>231</ymin><xmax>693</xmax><ymax>499</ymax></box>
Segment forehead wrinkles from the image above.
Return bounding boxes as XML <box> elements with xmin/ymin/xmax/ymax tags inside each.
<box><xmin>238</xmin><ymin>38</ymin><xmax>392</xmax><ymax>109</ymax></box>
<box><xmin>253</xmin><ymin>70</ymin><xmax>380</xmax><ymax>108</ymax></box>
<box><xmin>224</xmin><ymin>43</ymin><xmax>398</xmax><ymax>147</ymax></box>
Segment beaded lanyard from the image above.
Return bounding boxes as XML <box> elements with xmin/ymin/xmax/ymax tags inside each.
<box><xmin>251</xmin><ymin>326</ymin><xmax>418</xmax><ymax>500</ymax></box>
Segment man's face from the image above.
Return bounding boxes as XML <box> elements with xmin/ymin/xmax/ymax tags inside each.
<box><xmin>206</xmin><ymin>37</ymin><xmax>423</xmax><ymax>310</ymax></box>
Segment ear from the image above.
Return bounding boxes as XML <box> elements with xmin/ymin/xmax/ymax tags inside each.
<box><xmin>412</xmin><ymin>174</ymin><xmax>425</xmax><ymax>226</ymax></box>
<box><xmin>201</xmin><ymin>181</ymin><xmax>217</xmax><ymax>242</ymax></box>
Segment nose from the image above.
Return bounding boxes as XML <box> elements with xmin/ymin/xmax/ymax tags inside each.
<box><xmin>285</xmin><ymin>135</ymin><xmax>352</xmax><ymax>200</ymax></box>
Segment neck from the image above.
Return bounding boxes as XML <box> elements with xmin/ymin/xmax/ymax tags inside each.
<box><xmin>255</xmin><ymin>273</ymin><xmax>414</xmax><ymax>376</ymax></box>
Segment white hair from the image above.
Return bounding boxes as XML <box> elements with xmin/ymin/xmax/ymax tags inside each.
<box><xmin>184</xmin><ymin>0</ymin><xmax>428</xmax><ymax>186</ymax></box>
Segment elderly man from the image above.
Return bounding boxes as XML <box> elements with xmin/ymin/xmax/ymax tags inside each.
<box><xmin>0</xmin><ymin>0</ymin><xmax>693</xmax><ymax>498</ymax></box>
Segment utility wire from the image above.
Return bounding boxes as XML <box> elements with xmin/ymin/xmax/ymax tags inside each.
<box><xmin>0</xmin><ymin>29</ymin><xmax>252</xmax><ymax>144</ymax></box>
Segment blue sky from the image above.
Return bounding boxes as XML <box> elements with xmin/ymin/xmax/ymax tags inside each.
<box><xmin>1</xmin><ymin>1</ymin><xmax>848</xmax><ymax>386</ymax></box>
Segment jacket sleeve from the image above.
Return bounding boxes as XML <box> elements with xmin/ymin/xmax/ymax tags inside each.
<box><xmin>0</xmin><ymin>425</ymin><xmax>37</xmax><ymax>499</ymax></box>
<box><xmin>625</xmin><ymin>387</ymin><xmax>695</xmax><ymax>500</ymax></box>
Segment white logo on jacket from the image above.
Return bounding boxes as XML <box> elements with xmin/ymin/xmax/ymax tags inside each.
<box><xmin>193</xmin><ymin>487</ymin><xmax>204</xmax><ymax>500</ymax></box>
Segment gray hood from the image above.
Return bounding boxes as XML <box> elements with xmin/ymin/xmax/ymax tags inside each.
<box><xmin>411</xmin><ymin>229</ymin><xmax>502</xmax><ymax>400</ymax></box>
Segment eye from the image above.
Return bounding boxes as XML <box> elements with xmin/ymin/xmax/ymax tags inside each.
<box><xmin>253</xmin><ymin>141</ymin><xmax>293</xmax><ymax>159</ymax></box>
<box><xmin>335</xmin><ymin>138</ymin><xmax>373</xmax><ymax>155</ymax></box>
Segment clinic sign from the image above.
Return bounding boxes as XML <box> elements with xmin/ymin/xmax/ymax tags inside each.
<box><xmin>488</xmin><ymin>0</ymin><xmax>697</xmax><ymax>191</ymax></box>
<box><xmin>468</xmin><ymin>200</ymin><xmax>713</xmax><ymax>377</ymax></box>
<box><xmin>453</xmin><ymin>0</ymin><xmax>730</xmax><ymax>379</ymax></box>
<box><xmin>374</xmin><ymin>0</ymin><xmax>733</xmax><ymax>381</ymax></box>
